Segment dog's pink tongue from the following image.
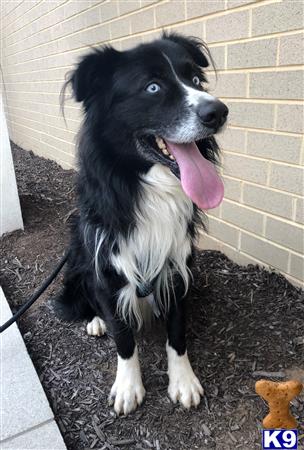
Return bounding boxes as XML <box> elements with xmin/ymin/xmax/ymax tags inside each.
<box><xmin>165</xmin><ymin>141</ymin><xmax>224</xmax><ymax>210</ymax></box>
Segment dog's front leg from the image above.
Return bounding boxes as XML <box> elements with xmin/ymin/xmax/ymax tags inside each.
<box><xmin>166</xmin><ymin>297</ymin><xmax>204</xmax><ymax>408</ymax></box>
<box><xmin>108</xmin><ymin>321</ymin><xmax>145</xmax><ymax>415</ymax></box>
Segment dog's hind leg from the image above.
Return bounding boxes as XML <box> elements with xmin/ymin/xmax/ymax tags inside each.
<box><xmin>87</xmin><ymin>316</ymin><xmax>107</xmax><ymax>336</ymax></box>
<box><xmin>54</xmin><ymin>235</ymin><xmax>96</xmax><ymax>322</ymax></box>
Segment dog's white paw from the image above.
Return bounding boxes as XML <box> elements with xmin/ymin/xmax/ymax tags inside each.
<box><xmin>109</xmin><ymin>347</ymin><xmax>145</xmax><ymax>415</ymax></box>
<box><xmin>86</xmin><ymin>316</ymin><xmax>107</xmax><ymax>336</ymax></box>
<box><xmin>109</xmin><ymin>377</ymin><xmax>145</xmax><ymax>415</ymax></box>
<box><xmin>167</xmin><ymin>343</ymin><xmax>204</xmax><ymax>408</ymax></box>
<box><xmin>168</xmin><ymin>371</ymin><xmax>204</xmax><ymax>408</ymax></box>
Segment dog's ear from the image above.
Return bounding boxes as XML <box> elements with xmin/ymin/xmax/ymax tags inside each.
<box><xmin>69</xmin><ymin>47</ymin><xmax>119</xmax><ymax>102</ymax></box>
<box><xmin>163</xmin><ymin>32</ymin><xmax>210</xmax><ymax>68</ymax></box>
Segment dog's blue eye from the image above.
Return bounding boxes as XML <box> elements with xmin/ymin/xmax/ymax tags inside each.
<box><xmin>146</xmin><ymin>83</ymin><xmax>160</xmax><ymax>93</ymax></box>
<box><xmin>192</xmin><ymin>76</ymin><xmax>200</xmax><ymax>86</ymax></box>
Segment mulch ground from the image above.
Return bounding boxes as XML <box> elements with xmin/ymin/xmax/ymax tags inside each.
<box><xmin>1</xmin><ymin>143</ymin><xmax>304</xmax><ymax>450</ymax></box>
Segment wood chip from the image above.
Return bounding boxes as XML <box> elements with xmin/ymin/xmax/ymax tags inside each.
<box><xmin>252</xmin><ymin>371</ymin><xmax>285</xmax><ymax>379</ymax></box>
<box><xmin>110</xmin><ymin>438</ymin><xmax>136</xmax><ymax>446</ymax></box>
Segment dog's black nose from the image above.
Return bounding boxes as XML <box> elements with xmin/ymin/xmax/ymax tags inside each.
<box><xmin>197</xmin><ymin>100</ymin><xmax>229</xmax><ymax>130</ymax></box>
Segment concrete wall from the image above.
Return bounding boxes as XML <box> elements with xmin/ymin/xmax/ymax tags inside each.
<box><xmin>0</xmin><ymin>0</ymin><xmax>303</xmax><ymax>285</ymax></box>
<box><xmin>0</xmin><ymin>92</ymin><xmax>23</xmax><ymax>235</ymax></box>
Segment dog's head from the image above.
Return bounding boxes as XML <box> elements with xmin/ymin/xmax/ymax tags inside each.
<box><xmin>66</xmin><ymin>33</ymin><xmax>228</xmax><ymax>210</ymax></box>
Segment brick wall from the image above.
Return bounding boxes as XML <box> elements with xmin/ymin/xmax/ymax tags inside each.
<box><xmin>1</xmin><ymin>0</ymin><xmax>303</xmax><ymax>285</ymax></box>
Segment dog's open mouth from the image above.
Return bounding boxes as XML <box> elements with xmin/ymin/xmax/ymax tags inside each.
<box><xmin>152</xmin><ymin>136</ymin><xmax>224</xmax><ymax>210</ymax></box>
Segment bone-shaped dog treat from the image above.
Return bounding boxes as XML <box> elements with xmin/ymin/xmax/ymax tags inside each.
<box><xmin>255</xmin><ymin>379</ymin><xmax>303</xmax><ymax>429</ymax></box>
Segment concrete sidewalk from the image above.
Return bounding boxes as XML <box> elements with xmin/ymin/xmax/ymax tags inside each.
<box><xmin>0</xmin><ymin>287</ymin><xmax>66</xmax><ymax>450</ymax></box>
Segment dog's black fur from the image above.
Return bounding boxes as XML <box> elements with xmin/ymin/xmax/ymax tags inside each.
<box><xmin>55</xmin><ymin>33</ymin><xmax>227</xmax><ymax>413</ymax></box>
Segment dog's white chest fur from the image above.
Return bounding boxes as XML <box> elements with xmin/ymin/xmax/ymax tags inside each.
<box><xmin>111</xmin><ymin>164</ymin><xmax>193</xmax><ymax>326</ymax></box>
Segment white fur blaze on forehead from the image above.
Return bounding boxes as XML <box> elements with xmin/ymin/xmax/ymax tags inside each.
<box><xmin>183</xmin><ymin>85</ymin><xmax>215</xmax><ymax>107</ymax></box>
<box><xmin>161</xmin><ymin>52</ymin><xmax>216</xmax><ymax>107</ymax></box>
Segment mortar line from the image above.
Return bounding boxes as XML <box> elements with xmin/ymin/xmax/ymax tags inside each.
<box><xmin>3</xmin><ymin>0</ymin><xmax>294</xmax><ymax>55</ymax></box>
<box><xmin>200</xmin><ymin>231</ymin><xmax>303</xmax><ymax>286</ymax></box>
<box><xmin>228</xmin><ymin>125</ymin><xmax>303</xmax><ymax>137</ymax></box>
<box><xmin>223</xmin><ymin>197</ymin><xmax>304</xmax><ymax>228</ymax></box>
<box><xmin>208</xmin><ymin>216</ymin><xmax>303</xmax><ymax>257</ymax></box>
<box><xmin>225</xmin><ymin>150</ymin><xmax>303</xmax><ymax>168</ymax></box>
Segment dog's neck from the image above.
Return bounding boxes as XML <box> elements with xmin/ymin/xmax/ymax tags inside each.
<box><xmin>77</xmin><ymin>131</ymin><xmax>151</xmax><ymax>235</ymax></box>
<box><xmin>110</xmin><ymin>164</ymin><xmax>194</xmax><ymax>328</ymax></box>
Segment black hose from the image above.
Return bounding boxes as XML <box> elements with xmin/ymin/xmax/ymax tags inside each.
<box><xmin>0</xmin><ymin>252</ymin><xmax>69</xmax><ymax>333</ymax></box>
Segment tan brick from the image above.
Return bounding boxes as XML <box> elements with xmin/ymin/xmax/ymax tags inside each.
<box><xmin>247</xmin><ymin>131</ymin><xmax>302</xmax><ymax>164</ymax></box>
<box><xmin>252</xmin><ymin>1</ymin><xmax>303</xmax><ymax>37</ymax></box>
<box><xmin>206</xmin><ymin>10</ymin><xmax>249</xmax><ymax>44</ymax></box>
<box><xmin>207</xmin><ymin>205</ymin><xmax>221</xmax><ymax>218</ymax></box>
<box><xmin>243</xmin><ymin>184</ymin><xmax>293</xmax><ymax>219</ymax></box>
<box><xmin>186</xmin><ymin>0</ymin><xmax>225</xmax><ymax>20</ymax></box>
<box><xmin>223</xmin><ymin>244</ymin><xmax>259</xmax><ymax>267</ymax></box>
<box><xmin>208</xmin><ymin>72</ymin><xmax>247</xmax><ymax>98</ymax></box>
<box><xmin>223</xmin><ymin>154</ymin><xmax>268</xmax><ymax>184</ymax></box>
<box><xmin>250</xmin><ymin>71</ymin><xmax>304</xmax><ymax>100</ymax></box>
<box><xmin>266</xmin><ymin>217</ymin><xmax>303</xmax><ymax>253</ymax></box>
<box><xmin>172</xmin><ymin>22</ymin><xmax>204</xmax><ymax>40</ymax></box>
<box><xmin>155</xmin><ymin>1</ymin><xmax>185</xmax><ymax>27</ymax></box>
<box><xmin>240</xmin><ymin>232</ymin><xmax>289</xmax><ymax>272</ymax></box>
<box><xmin>199</xmin><ymin>233</ymin><xmax>258</xmax><ymax>267</ymax></box>
<box><xmin>2</xmin><ymin>0</ymin><xmax>34</xmax><ymax>32</ymax></box>
<box><xmin>269</xmin><ymin>163</ymin><xmax>303</xmax><ymax>196</ymax></box>
<box><xmin>63</xmin><ymin>1</ymin><xmax>95</xmax><ymax>18</ymax></box>
<box><xmin>131</xmin><ymin>8</ymin><xmax>154</xmax><ymax>33</ymax></box>
<box><xmin>83</xmin><ymin>7</ymin><xmax>104</xmax><ymax>28</ymax></box>
<box><xmin>276</xmin><ymin>104</ymin><xmax>304</xmax><ymax>134</ymax></box>
<box><xmin>296</xmin><ymin>198</ymin><xmax>304</xmax><ymax>225</ymax></box>
<box><xmin>141</xmin><ymin>30</ymin><xmax>161</xmax><ymax>43</ymax></box>
<box><xmin>41</xmin><ymin>133</ymin><xmax>75</xmax><ymax>154</ymax></box>
<box><xmin>5</xmin><ymin>1</ymin><xmax>51</xmax><ymax>45</ymax></box>
<box><xmin>72</xmin><ymin>24</ymin><xmax>110</xmax><ymax>47</ymax></box>
<box><xmin>120</xmin><ymin>35</ymin><xmax>142</xmax><ymax>50</ymax></box>
<box><xmin>227</xmin><ymin>0</ymin><xmax>256</xmax><ymax>7</ymax></box>
<box><xmin>110</xmin><ymin>17</ymin><xmax>131</xmax><ymax>39</ymax></box>
<box><xmin>141</xmin><ymin>0</ymin><xmax>161</xmax><ymax>5</ymax></box>
<box><xmin>289</xmin><ymin>253</ymin><xmax>304</xmax><ymax>281</ymax></box>
<box><xmin>1</xmin><ymin>0</ymin><xmax>23</xmax><ymax>17</ymax></box>
<box><xmin>222</xmin><ymin>201</ymin><xmax>264</xmax><ymax>234</ymax></box>
<box><xmin>279</xmin><ymin>32</ymin><xmax>304</xmax><ymax>66</ymax></box>
<box><xmin>198</xmin><ymin>233</ymin><xmax>221</xmax><ymax>251</ymax></box>
<box><xmin>99</xmin><ymin>0</ymin><xmax>119</xmax><ymax>22</ymax></box>
<box><xmin>227</xmin><ymin>38</ymin><xmax>277</xmax><ymax>69</ymax></box>
<box><xmin>222</xmin><ymin>176</ymin><xmax>242</xmax><ymax>201</ymax></box>
<box><xmin>118</xmin><ymin>0</ymin><xmax>140</xmax><ymax>15</ymax></box>
<box><xmin>208</xmin><ymin>217</ymin><xmax>239</xmax><ymax>247</ymax></box>
<box><xmin>207</xmin><ymin>45</ymin><xmax>226</xmax><ymax>70</ymax></box>
<box><xmin>217</xmin><ymin>128</ymin><xmax>246</xmax><ymax>153</ymax></box>
<box><xmin>226</xmin><ymin>101</ymin><xmax>274</xmax><ymax>130</ymax></box>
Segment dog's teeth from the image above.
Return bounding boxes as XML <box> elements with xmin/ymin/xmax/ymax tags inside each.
<box><xmin>162</xmin><ymin>148</ymin><xmax>169</xmax><ymax>155</ymax></box>
<box><xmin>155</xmin><ymin>137</ymin><xmax>166</xmax><ymax>150</ymax></box>
<box><xmin>169</xmin><ymin>155</ymin><xmax>175</xmax><ymax>160</ymax></box>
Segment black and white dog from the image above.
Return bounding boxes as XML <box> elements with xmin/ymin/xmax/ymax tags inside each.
<box><xmin>56</xmin><ymin>33</ymin><xmax>228</xmax><ymax>415</ymax></box>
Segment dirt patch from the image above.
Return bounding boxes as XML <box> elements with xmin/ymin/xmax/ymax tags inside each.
<box><xmin>1</xmin><ymin>143</ymin><xmax>304</xmax><ymax>450</ymax></box>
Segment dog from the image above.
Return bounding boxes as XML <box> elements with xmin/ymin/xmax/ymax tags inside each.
<box><xmin>55</xmin><ymin>32</ymin><xmax>228</xmax><ymax>415</ymax></box>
